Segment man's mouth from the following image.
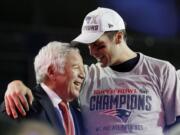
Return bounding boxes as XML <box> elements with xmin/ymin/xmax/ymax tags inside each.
<box><xmin>74</xmin><ymin>81</ymin><xmax>82</xmax><ymax>87</ymax></box>
<box><xmin>96</xmin><ymin>56</ymin><xmax>104</xmax><ymax>62</ymax></box>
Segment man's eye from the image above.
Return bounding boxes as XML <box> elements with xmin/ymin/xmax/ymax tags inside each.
<box><xmin>97</xmin><ymin>46</ymin><xmax>105</xmax><ymax>50</ymax></box>
<box><xmin>73</xmin><ymin>65</ymin><xmax>79</xmax><ymax>69</ymax></box>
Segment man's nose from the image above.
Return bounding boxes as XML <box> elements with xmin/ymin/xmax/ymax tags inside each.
<box><xmin>79</xmin><ymin>68</ymin><xmax>85</xmax><ymax>80</ymax></box>
<box><xmin>79</xmin><ymin>74</ymin><xmax>85</xmax><ymax>81</ymax></box>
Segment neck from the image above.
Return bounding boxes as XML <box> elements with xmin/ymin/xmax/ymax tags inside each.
<box><xmin>44</xmin><ymin>80</ymin><xmax>68</xmax><ymax>102</ymax></box>
<box><xmin>112</xmin><ymin>43</ymin><xmax>137</xmax><ymax>65</ymax></box>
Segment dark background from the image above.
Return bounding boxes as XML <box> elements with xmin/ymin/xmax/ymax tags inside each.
<box><xmin>0</xmin><ymin>0</ymin><xmax>180</xmax><ymax>102</ymax></box>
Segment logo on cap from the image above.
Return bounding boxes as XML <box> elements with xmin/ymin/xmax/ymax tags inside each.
<box><xmin>85</xmin><ymin>15</ymin><xmax>98</xmax><ymax>24</ymax></box>
<box><xmin>108</xmin><ymin>23</ymin><xmax>114</xmax><ymax>28</ymax></box>
<box><xmin>83</xmin><ymin>15</ymin><xmax>99</xmax><ymax>32</ymax></box>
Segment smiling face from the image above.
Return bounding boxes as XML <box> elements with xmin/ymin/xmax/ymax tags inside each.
<box><xmin>53</xmin><ymin>50</ymin><xmax>85</xmax><ymax>102</ymax></box>
<box><xmin>88</xmin><ymin>33</ymin><xmax>118</xmax><ymax>67</ymax></box>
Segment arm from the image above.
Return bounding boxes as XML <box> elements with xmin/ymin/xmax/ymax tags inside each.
<box><xmin>4</xmin><ymin>80</ymin><xmax>34</xmax><ymax>118</ymax></box>
<box><xmin>161</xmin><ymin>63</ymin><xmax>180</xmax><ymax>128</ymax></box>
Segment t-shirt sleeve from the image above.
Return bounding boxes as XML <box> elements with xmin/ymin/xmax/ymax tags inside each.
<box><xmin>176</xmin><ymin>70</ymin><xmax>180</xmax><ymax>79</ymax></box>
<box><xmin>162</xmin><ymin>62</ymin><xmax>180</xmax><ymax>125</ymax></box>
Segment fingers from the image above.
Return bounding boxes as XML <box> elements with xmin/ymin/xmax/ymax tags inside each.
<box><xmin>18</xmin><ymin>92</ymin><xmax>29</xmax><ymax>112</ymax></box>
<box><xmin>4</xmin><ymin>80</ymin><xmax>31</xmax><ymax>118</ymax></box>
<box><xmin>6</xmin><ymin>95</ymin><xmax>18</xmax><ymax>119</ymax></box>
<box><xmin>5</xmin><ymin>96</ymin><xmax>10</xmax><ymax>116</ymax></box>
<box><xmin>5</xmin><ymin>91</ymin><xmax>28</xmax><ymax>117</ymax></box>
<box><xmin>5</xmin><ymin>92</ymin><xmax>27</xmax><ymax>118</ymax></box>
<box><xmin>3</xmin><ymin>80</ymin><xmax>34</xmax><ymax>119</ymax></box>
<box><xmin>27</xmin><ymin>88</ymin><xmax>34</xmax><ymax>106</ymax></box>
<box><xmin>17</xmin><ymin>88</ymin><xmax>34</xmax><ymax>111</ymax></box>
<box><xmin>13</xmin><ymin>93</ymin><xmax>26</xmax><ymax>116</ymax></box>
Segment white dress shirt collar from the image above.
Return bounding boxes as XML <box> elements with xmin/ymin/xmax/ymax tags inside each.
<box><xmin>40</xmin><ymin>83</ymin><xmax>62</xmax><ymax>108</ymax></box>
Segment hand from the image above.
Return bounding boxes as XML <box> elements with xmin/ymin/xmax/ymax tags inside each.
<box><xmin>4</xmin><ymin>80</ymin><xmax>34</xmax><ymax>119</ymax></box>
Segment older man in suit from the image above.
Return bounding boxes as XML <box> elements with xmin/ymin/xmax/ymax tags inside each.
<box><xmin>0</xmin><ymin>41</ymin><xmax>85</xmax><ymax>135</ymax></box>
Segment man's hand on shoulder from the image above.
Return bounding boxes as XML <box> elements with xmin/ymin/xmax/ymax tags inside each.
<box><xmin>4</xmin><ymin>80</ymin><xmax>34</xmax><ymax>119</ymax></box>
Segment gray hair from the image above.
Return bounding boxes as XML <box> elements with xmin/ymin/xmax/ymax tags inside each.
<box><xmin>34</xmin><ymin>41</ymin><xmax>79</xmax><ymax>84</ymax></box>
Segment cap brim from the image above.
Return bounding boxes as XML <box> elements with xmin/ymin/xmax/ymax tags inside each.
<box><xmin>72</xmin><ymin>32</ymin><xmax>104</xmax><ymax>44</ymax></box>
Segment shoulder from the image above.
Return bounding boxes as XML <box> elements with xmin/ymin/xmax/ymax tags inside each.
<box><xmin>141</xmin><ymin>53</ymin><xmax>171</xmax><ymax>67</ymax></box>
<box><xmin>140</xmin><ymin>53</ymin><xmax>175</xmax><ymax>73</ymax></box>
<box><xmin>26</xmin><ymin>85</ymin><xmax>46</xmax><ymax>114</ymax></box>
<box><xmin>31</xmin><ymin>85</ymin><xmax>49</xmax><ymax>100</ymax></box>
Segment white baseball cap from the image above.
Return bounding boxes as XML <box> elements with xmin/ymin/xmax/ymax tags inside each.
<box><xmin>72</xmin><ymin>7</ymin><xmax>125</xmax><ymax>44</ymax></box>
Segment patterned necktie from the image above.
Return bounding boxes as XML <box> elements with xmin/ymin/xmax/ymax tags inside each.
<box><xmin>58</xmin><ymin>101</ymin><xmax>75</xmax><ymax>135</ymax></box>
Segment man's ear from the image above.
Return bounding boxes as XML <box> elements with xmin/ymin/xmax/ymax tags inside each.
<box><xmin>114</xmin><ymin>32</ymin><xmax>123</xmax><ymax>44</ymax></box>
<box><xmin>47</xmin><ymin>65</ymin><xmax>56</xmax><ymax>80</ymax></box>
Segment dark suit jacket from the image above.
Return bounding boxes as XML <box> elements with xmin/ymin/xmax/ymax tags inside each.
<box><xmin>0</xmin><ymin>85</ymin><xmax>84</xmax><ymax>135</ymax></box>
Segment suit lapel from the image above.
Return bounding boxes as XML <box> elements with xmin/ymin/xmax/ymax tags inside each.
<box><xmin>34</xmin><ymin>85</ymin><xmax>66</xmax><ymax>135</ymax></box>
<box><xmin>70</xmin><ymin>105</ymin><xmax>80</xmax><ymax>135</ymax></box>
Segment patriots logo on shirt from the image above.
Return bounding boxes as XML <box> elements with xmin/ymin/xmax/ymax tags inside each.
<box><xmin>101</xmin><ymin>109</ymin><xmax>131</xmax><ymax>123</ymax></box>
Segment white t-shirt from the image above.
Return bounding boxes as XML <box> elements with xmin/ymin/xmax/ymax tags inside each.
<box><xmin>177</xmin><ymin>70</ymin><xmax>180</xmax><ymax>79</ymax></box>
<box><xmin>79</xmin><ymin>53</ymin><xmax>180</xmax><ymax>135</ymax></box>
